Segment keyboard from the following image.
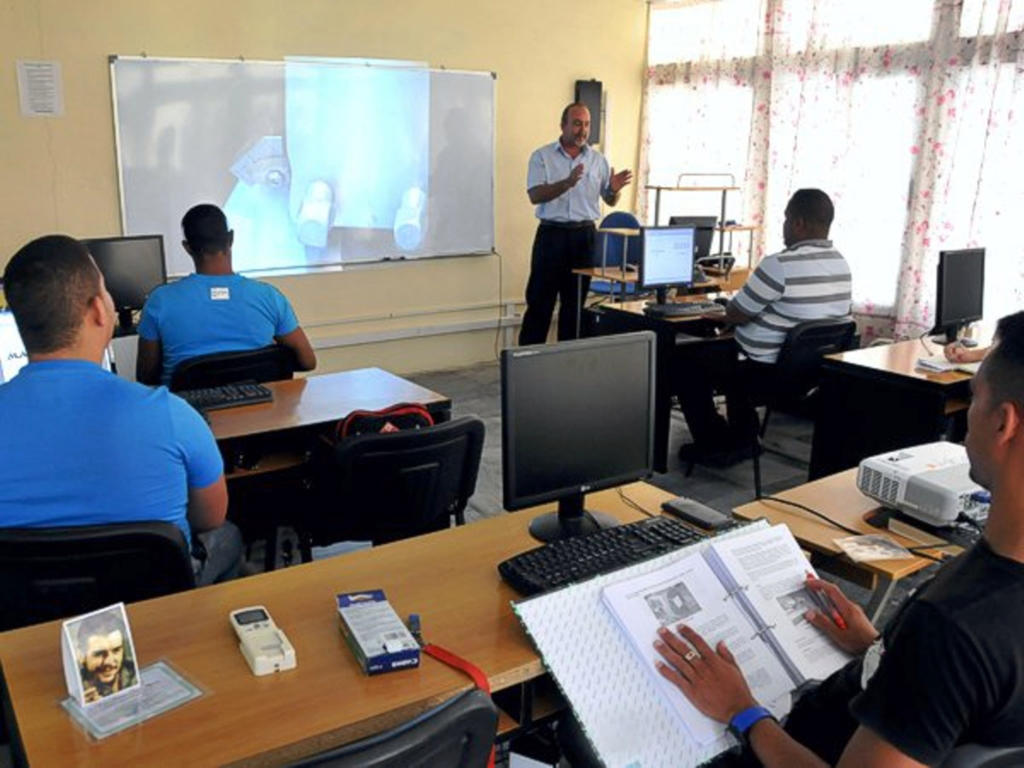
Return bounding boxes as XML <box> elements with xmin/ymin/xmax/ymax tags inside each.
<box><xmin>498</xmin><ymin>516</ymin><xmax>704</xmax><ymax>597</ymax></box>
<box><xmin>643</xmin><ymin>300</ymin><xmax>725</xmax><ymax>318</ymax></box>
<box><xmin>177</xmin><ymin>381</ymin><xmax>273</xmax><ymax>412</ymax></box>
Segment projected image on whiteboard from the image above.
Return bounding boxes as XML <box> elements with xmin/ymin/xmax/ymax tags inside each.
<box><xmin>114</xmin><ymin>57</ymin><xmax>493</xmax><ymax>276</ymax></box>
<box><xmin>224</xmin><ymin>63</ymin><xmax>429</xmax><ymax>271</ymax></box>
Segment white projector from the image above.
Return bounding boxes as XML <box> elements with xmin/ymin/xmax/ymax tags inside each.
<box><xmin>856</xmin><ymin>441</ymin><xmax>986</xmax><ymax>527</ymax></box>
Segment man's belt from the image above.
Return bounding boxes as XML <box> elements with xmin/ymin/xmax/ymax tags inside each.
<box><xmin>538</xmin><ymin>219</ymin><xmax>596</xmax><ymax>230</ymax></box>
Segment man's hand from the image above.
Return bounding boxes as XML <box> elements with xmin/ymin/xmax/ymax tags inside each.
<box><xmin>654</xmin><ymin>624</ymin><xmax>757</xmax><ymax>723</ymax></box>
<box><xmin>566</xmin><ymin>164</ymin><xmax>585</xmax><ymax>188</ymax></box>
<box><xmin>804</xmin><ymin>575</ymin><xmax>879</xmax><ymax>655</ymax></box>
<box><xmin>943</xmin><ymin>342</ymin><xmax>986</xmax><ymax>363</ymax></box>
<box><xmin>609</xmin><ymin>167</ymin><xmax>633</xmax><ymax>193</ymax></box>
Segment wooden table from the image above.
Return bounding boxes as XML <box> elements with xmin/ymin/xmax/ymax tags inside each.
<box><xmin>808</xmin><ymin>339</ymin><xmax>974</xmax><ymax>478</ymax></box>
<box><xmin>0</xmin><ymin>483</ymin><xmax>676</xmax><ymax>767</ymax></box>
<box><xmin>733</xmin><ymin>469</ymin><xmax>958</xmax><ymax>621</ymax></box>
<box><xmin>209</xmin><ymin>368</ymin><xmax>451</xmax><ymax>442</ymax></box>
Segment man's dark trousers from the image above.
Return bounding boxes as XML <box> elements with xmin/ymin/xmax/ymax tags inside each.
<box><xmin>519</xmin><ymin>221</ymin><xmax>595</xmax><ymax>345</ymax></box>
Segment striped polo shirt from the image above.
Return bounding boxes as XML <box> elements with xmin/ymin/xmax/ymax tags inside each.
<box><xmin>730</xmin><ymin>239</ymin><xmax>852</xmax><ymax>363</ymax></box>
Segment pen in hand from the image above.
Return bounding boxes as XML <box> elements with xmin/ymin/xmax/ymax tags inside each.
<box><xmin>808</xmin><ymin>584</ymin><xmax>847</xmax><ymax>630</ymax></box>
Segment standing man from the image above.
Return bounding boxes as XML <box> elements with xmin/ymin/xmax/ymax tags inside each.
<box><xmin>137</xmin><ymin>203</ymin><xmax>317</xmax><ymax>387</ymax></box>
<box><xmin>519</xmin><ymin>103</ymin><xmax>633</xmax><ymax>345</ymax></box>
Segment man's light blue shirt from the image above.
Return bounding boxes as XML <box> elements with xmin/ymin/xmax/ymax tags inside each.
<box><xmin>0</xmin><ymin>360</ymin><xmax>223</xmax><ymax>543</ymax></box>
<box><xmin>526</xmin><ymin>141</ymin><xmax>611</xmax><ymax>222</ymax></box>
<box><xmin>139</xmin><ymin>273</ymin><xmax>299</xmax><ymax>386</ymax></box>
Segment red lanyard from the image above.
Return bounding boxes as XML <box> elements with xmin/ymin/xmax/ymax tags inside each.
<box><xmin>422</xmin><ymin>643</ymin><xmax>496</xmax><ymax>768</ymax></box>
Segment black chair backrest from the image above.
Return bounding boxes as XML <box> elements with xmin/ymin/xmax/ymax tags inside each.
<box><xmin>0</xmin><ymin>522</ymin><xmax>195</xmax><ymax>631</ymax></box>
<box><xmin>773</xmin><ymin>318</ymin><xmax>857</xmax><ymax>402</ymax></box>
<box><xmin>290</xmin><ymin>688</ymin><xmax>497</xmax><ymax>768</ymax></box>
<box><xmin>170</xmin><ymin>345</ymin><xmax>296</xmax><ymax>392</ymax></box>
<box><xmin>322</xmin><ymin>416</ymin><xmax>485</xmax><ymax>546</ymax></box>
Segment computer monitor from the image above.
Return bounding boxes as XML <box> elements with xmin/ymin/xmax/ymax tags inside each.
<box><xmin>501</xmin><ymin>331</ymin><xmax>656</xmax><ymax>543</ymax></box>
<box><xmin>0</xmin><ymin>308</ymin><xmax>113</xmax><ymax>383</ymax></box>
<box><xmin>82</xmin><ymin>235</ymin><xmax>167</xmax><ymax>333</ymax></box>
<box><xmin>668</xmin><ymin>215</ymin><xmax>716</xmax><ymax>261</ymax></box>
<box><xmin>639</xmin><ymin>226</ymin><xmax>696</xmax><ymax>305</ymax></box>
<box><xmin>933</xmin><ymin>248</ymin><xmax>985</xmax><ymax>343</ymax></box>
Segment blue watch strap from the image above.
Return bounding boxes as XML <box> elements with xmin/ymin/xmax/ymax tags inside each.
<box><xmin>729</xmin><ymin>705</ymin><xmax>773</xmax><ymax>735</ymax></box>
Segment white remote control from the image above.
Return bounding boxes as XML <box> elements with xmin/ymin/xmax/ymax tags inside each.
<box><xmin>229</xmin><ymin>606</ymin><xmax>297</xmax><ymax>676</ymax></box>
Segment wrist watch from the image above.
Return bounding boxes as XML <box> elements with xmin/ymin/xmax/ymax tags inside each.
<box><xmin>727</xmin><ymin>705</ymin><xmax>776</xmax><ymax>748</ymax></box>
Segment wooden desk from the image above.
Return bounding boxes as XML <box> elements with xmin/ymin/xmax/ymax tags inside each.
<box><xmin>808</xmin><ymin>340</ymin><xmax>973</xmax><ymax>479</ymax></box>
<box><xmin>209</xmin><ymin>368</ymin><xmax>451</xmax><ymax>442</ymax></box>
<box><xmin>585</xmin><ymin>299</ymin><xmax>734</xmax><ymax>472</ymax></box>
<box><xmin>0</xmin><ymin>483</ymin><xmax>673</xmax><ymax>767</ymax></box>
<box><xmin>733</xmin><ymin>469</ymin><xmax>957</xmax><ymax>621</ymax></box>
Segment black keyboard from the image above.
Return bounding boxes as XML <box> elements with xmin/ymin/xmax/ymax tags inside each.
<box><xmin>498</xmin><ymin>516</ymin><xmax>704</xmax><ymax>597</ymax></box>
<box><xmin>177</xmin><ymin>381</ymin><xmax>273</xmax><ymax>412</ymax></box>
<box><xmin>643</xmin><ymin>301</ymin><xmax>724</xmax><ymax>318</ymax></box>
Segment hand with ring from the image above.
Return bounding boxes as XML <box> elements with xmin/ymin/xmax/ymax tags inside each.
<box><xmin>654</xmin><ymin>624</ymin><xmax>759</xmax><ymax>724</ymax></box>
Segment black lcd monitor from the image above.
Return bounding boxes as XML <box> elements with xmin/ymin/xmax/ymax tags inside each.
<box><xmin>83</xmin><ymin>235</ymin><xmax>167</xmax><ymax>333</ymax></box>
<box><xmin>501</xmin><ymin>331</ymin><xmax>656</xmax><ymax>543</ymax></box>
<box><xmin>668</xmin><ymin>215</ymin><xmax>716</xmax><ymax>261</ymax></box>
<box><xmin>932</xmin><ymin>248</ymin><xmax>985</xmax><ymax>343</ymax></box>
<box><xmin>639</xmin><ymin>226</ymin><xmax>696</xmax><ymax>305</ymax></box>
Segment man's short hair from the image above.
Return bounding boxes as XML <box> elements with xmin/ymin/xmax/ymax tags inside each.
<box><xmin>981</xmin><ymin>311</ymin><xmax>1024</xmax><ymax>409</ymax></box>
<box><xmin>182</xmin><ymin>204</ymin><xmax>231</xmax><ymax>257</ymax></box>
<box><xmin>560</xmin><ymin>101</ymin><xmax>590</xmax><ymax>126</ymax></box>
<box><xmin>786</xmin><ymin>189</ymin><xmax>835</xmax><ymax>229</ymax></box>
<box><xmin>2</xmin><ymin>235</ymin><xmax>100</xmax><ymax>354</ymax></box>
<box><xmin>76</xmin><ymin>612</ymin><xmax>126</xmax><ymax>655</ymax></box>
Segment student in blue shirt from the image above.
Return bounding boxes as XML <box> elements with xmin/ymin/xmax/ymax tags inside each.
<box><xmin>519</xmin><ymin>103</ymin><xmax>633</xmax><ymax>345</ymax></box>
<box><xmin>136</xmin><ymin>203</ymin><xmax>317</xmax><ymax>386</ymax></box>
<box><xmin>0</xmin><ymin>235</ymin><xmax>242</xmax><ymax>585</ymax></box>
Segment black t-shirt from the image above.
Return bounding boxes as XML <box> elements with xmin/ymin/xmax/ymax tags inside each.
<box><xmin>785</xmin><ymin>540</ymin><xmax>1024</xmax><ymax>765</ymax></box>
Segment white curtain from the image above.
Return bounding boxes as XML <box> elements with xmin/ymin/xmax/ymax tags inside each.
<box><xmin>641</xmin><ymin>0</ymin><xmax>1024</xmax><ymax>339</ymax></box>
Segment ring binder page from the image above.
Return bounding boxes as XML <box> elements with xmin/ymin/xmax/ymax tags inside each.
<box><xmin>514</xmin><ymin>521</ymin><xmax>851</xmax><ymax>768</ymax></box>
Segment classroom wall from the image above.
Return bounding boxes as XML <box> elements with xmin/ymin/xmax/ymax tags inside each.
<box><xmin>0</xmin><ymin>0</ymin><xmax>648</xmax><ymax>375</ymax></box>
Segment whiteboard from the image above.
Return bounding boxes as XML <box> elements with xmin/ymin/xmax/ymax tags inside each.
<box><xmin>111</xmin><ymin>57</ymin><xmax>495</xmax><ymax>276</ymax></box>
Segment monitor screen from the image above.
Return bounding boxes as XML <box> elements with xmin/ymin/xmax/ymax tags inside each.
<box><xmin>668</xmin><ymin>215</ymin><xmax>716</xmax><ymax>260</ymax></box>
<box><xmin>0</xmin><ymin>310</ymin><xmax>29</xmax><ymax>384</ymax></box>
<box><xmin>640</xmin><ymin>227</ymin><xmax>696</xmax><ymax>290</ymax></box>
<box><xmin>501</xmin><ymin>332</ymin><xmax>656</xmax><ymax>541</ymax></box>
<box><xmin>0</xmin><ymin>309</ymin><xmax>113</xmax><ymax>384</ymax></box>
<box><xmin>935</xmin><ymin>248</ymin><xmax>984</xmax><ymax>340</ymax></box>
<box><xmin>83</xmin><ymin>235</ymin><xmax>167</xmax><ymax>312</ymax></box>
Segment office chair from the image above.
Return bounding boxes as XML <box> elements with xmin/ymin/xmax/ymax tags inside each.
<box><xmin>591</xmin><ymin>211</ymin><xmax>642</xmax><ymax>300</ymax></box>
<box><xmin>300</xmin><ymin>416</ymin><xmax>485</xmax><ymax>555</ymax></box>
<box><xmin>751</xmin><ymin>318</ymin><xmax>857</xmax><ymax>497</ymax></box>
<box><xmin>940</xmin><ymin>744</ymin><xmax>1024</xmax><ymax>767</ymax></box>
<box><xmin>0</xmin><ymin>521</ymin><xmax>195</xmax><ymax>631</ymax></box>
<box><xmin>169</xmin><ymin>345</ymin><xmax>296</xmax><ymax>392</ymax></box>
<box><xmin>287</xmin><ymin>688</ymin><xmax>497</xmax><ymax>768</ymax></box>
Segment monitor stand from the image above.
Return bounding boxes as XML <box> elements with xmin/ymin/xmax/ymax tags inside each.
<box><xmin>115</xmin><ymin>309</ymin><xmax>136</xmax><ymax>337</ymax></box>
<box><xmin>528</xmin><ymin>493</ymin><xmax>619</xmax><ymax>543</ymax></box>
<box><xmin>645</xmin><ymin>287</ymin><xmax>669</xmax><ymax>308</ymax></box>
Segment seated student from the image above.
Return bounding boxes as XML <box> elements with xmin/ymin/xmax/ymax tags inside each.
<box><xmin>0</xmin><ymin>235</ymin><xmax>242</xmax><ymax>585</ymax></box>
<box><xmin>676</xmin><ymin>189</ymin><xmax>852</xmax><ymax>464</ymax></box>
<box><xmin>136</xmin><ymin>203</ymin><xmax>317</xmax><ymax>387</ymax></box>
<box><xmin>655</xmin><ymin>311</ymin><xmax>1024</xmax><ymax>767</ymax></box>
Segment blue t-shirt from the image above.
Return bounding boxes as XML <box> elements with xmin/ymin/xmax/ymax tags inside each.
<box><xmin>0</xmin><ymin>360</ymin><xmax>223</xmax><ymax>543</ymax></box>
<box><xmin>138</xmin><ymin>274</ymin><xmax>300</xmax><ymax>386</ymax></box>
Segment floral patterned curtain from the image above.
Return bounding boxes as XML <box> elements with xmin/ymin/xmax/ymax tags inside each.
<box><xmin>641</xmin><ymin>0</ymin><xmax>1024</xmax><ymax>341</ymax></box>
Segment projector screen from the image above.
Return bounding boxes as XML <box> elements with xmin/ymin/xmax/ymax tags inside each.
<box><xmin>111</xmin><ymin>57</ymin><xmax>495</xmax><ymax>276</ymax></box>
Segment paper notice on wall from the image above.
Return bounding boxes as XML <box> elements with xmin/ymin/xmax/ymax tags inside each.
<box><xmin>17</xmin><ymin>60</ymin><xmax>64</xmax><ymax>117</ymax></box>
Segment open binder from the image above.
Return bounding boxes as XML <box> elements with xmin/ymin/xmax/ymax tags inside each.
<box><xmin>601</xmin><ymin>523</ymin><xmax>851</xmax><ymax>746</ymax></box>
<box><xmin>514</xmin><ymin>521</ymin><xmax>851</xmax><ymax>768</ymax></box>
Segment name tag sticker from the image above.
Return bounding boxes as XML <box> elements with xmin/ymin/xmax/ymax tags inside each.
<box><xmin>210</xmin><ymin>287</ymin><xmax>230</xmax><ymax>301</ymax></box>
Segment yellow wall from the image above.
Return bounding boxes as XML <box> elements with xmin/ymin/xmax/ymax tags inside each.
<box><xmin>0</xmin><ymin>0</ymin><xmax>648</xmax><ymax>374</ymax></box>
